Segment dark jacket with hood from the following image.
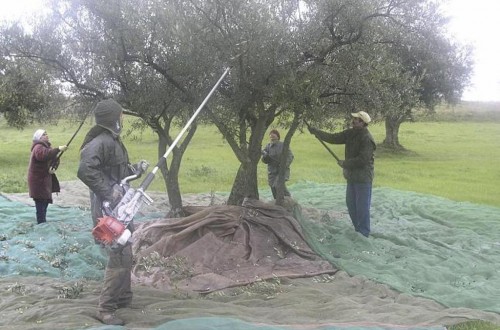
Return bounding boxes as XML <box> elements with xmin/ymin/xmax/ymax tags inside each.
<box><xmin>77</xmin><ymin>99</ymin><xmax>134</xmax><ymax>226</ymax></box>
<box><xmin>28</xmin><ymin>140</ymin><xmax>61</xmax><ymax>201</ymax></box>
<box><xmin>313</xmin><ymin>127</ymin><xmax>376</xmax><ymax>183</ymax></box>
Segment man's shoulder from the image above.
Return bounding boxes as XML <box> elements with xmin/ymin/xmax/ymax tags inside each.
<box><xmin>363</xmin><ymin>127</ymin><xmax>374</xmax><ymax>138</ymax></box>
<box><xmin>362</xmin><ymin>128</ymin><xmax>376</xmax><ymax>146</ymax></box>
<box><xmin>91</xmin><ymin>130</ymin><xmax>116</xmax><ymax>142</ymax></box>
<box><xmin>82</xmin><ymin>131</ymin><xmax>117</xmax><ymax>152</ymax></box>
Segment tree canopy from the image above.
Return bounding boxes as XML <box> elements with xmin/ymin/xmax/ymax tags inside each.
<box><xmin>0</xmin><ymin>0</ymin><xmax>472</xmax><ymax>206</ymax></box>
<box><xmin>0</xmin><ymin>49</ymin><xmax>62</xmax><ymax>128</ymax></box>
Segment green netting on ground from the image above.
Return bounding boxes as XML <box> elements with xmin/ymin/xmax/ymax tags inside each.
<box><xmin>82</xmin><ymin>318</ymin><xmax>446</xmax><ymax>330</ymax></box>
<box><xmin>149</xmin><ymin>317</ymin><xmax>445</xmax><ymax>330</ymax></box>
<box><xmin>288</xmin><ymin>181</ymin><xmax>500</xmax><ymax>314</ymax></box>
<box><xmin>1</xmin><ymin>180</ymin><xmax>500</xmax><ymax>329</ymax></box>
<box><xmin>0</xmin><ymin>196</ymin><xmax>158</xmax><ymax>281</ymax></box>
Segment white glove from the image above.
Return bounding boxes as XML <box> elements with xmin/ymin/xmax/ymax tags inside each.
<box><xmin>58</xmin><ymin>145</ymin><xmax>68</xmax><ymax>152</ymax></box>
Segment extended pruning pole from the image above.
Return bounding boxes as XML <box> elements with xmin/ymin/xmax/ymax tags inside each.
<box><xmin>304</xmin><ymin>120</ymin><xmax>342</xmax><ymax>165</ymax></box>
<box><xmin>139</xmin><ymin>66</ymin><xmax>231</xmax><ymax>191</ymax></box>
<box><xmin>49</xmin><ymin>109</ymin><xmax>91</xmax><ymax>173</ymax></box>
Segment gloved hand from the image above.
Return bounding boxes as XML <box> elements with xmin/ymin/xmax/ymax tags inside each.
<box><xmin>109</xmin><ymin>184</ymin><xmax>124</xmax><ymax>209</ymax></box>
<box><xmin>136</xmin><ymin>160</ymin><xmax>149</xmax><ymax>176</ymax></box>
<box><xmin>58</xmin><ymin>145</ymin><xmax>68</xmax><ymax>152</ymax></box>
<box><xmin>102</xmin><ymin>200</ymin><xmax>114</xmax><ymax>216</ymax></box>
<box><xmin>261</xmin><ymin>150</ymin><xmax>271</xmax><ymax>164</ymax></box>
<box><xmin>129</xmin><ymin>160</ymin><xmax>149</xmax><ymax>177</ymax></box>
<box><xmin>137</xmin><ymin>160</ymin><xmax>149</xmax><ymax>172</ymax></box>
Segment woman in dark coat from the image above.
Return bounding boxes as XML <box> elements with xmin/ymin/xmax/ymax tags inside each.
<box><xmin>27</xmin><ymin>129</ymin><xmax>67</xmax><ymax>224</ymax></box>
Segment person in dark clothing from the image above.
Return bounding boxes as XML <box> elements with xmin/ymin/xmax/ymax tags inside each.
<box><xmin>261</xmin><ymin>129</ymin><xmax>294</xmax><ymax>199</ymax></box>
<box><xmin>308</xmin><ymin>111</ymin><xmax>376</xmax><ymax>237</ymax></box>
<box><xmin>27</xmin><ymin>129</ymin><xmax>67</xmax><ymax>224</ymax></box>
<box><xmin>78</xmin><ymin>99</ymin><xmax>147</xmax><ymax>326</ymax></box>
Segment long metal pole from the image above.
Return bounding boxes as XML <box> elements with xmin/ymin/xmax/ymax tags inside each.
<box><xmin>139</xmin><ymin>67</ymin><xmax>231</xmax><ymax>191</ymax></box>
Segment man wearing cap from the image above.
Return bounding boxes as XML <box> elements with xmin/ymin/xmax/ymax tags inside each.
<box><xmin>27</xmin><ymin>129</ymin><xmax>67</xmax><ymax>224</ymax></box>
<box><xmin>308</xmin><ymin>111</ymin><xmax>376</xmax><ymax>237</ymax></box>
<box><xmin>78</xmin><ymin>99</ymin><xmax>147</xmax><ymax>325</ymax></box>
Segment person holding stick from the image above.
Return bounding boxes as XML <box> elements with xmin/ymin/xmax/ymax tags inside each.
<box><xmin>308</xmin><ymin>111</ymin><xmax>376</xmax><ymax>237</ymax></box>
<box><xmin>27</xmin><ymin>129</ymin><xmax>67</xmax><ymax>224</ymax></box>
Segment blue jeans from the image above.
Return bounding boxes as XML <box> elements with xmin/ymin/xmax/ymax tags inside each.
<box><xmin>346</xmin><ymin>183</ymin><xmax>372</xmax><ymax>237</ymax></box>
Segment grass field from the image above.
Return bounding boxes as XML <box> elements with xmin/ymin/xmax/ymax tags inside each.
<box><xmin>1</xmin><ymin>103</ymin><xmax>500</xmax><ymax>208</ymax></box>
<box><xmin>1</xmin><ymin>104</ymin><xmax>500</xmax><ymax>330</ymax></box>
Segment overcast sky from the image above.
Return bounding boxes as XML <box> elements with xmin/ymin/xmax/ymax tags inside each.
<box><xmin>443</xmin><ymin>0</ymin><xmax>500</xmax><ymax>102</ymax></box>
<box><xmin>1</xmin><ymin>0</ymin><xmax>499</xmax><ymax>102</ymax></box>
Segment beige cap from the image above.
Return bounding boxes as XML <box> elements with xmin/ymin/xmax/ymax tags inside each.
<box><xmin>351</xmin><ymin>111</ymin><xmax>371</xmax><ymax>124</ymax></box>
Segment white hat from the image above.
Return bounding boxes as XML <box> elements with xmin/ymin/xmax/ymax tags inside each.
<box><xmin>33</xmin><ymin>129</ymin><xmax>46</xmax><ymax>141</ymax></box>
<box><xmin>351</xmin><ymin>111</ymin><xmax>371</xmax><ymax>124</ymax></box>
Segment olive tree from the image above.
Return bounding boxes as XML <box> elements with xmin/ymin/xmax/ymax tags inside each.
<box><xmin>0</xmin><ymin>39</ymin><xmax>63</xmax><ymax>128</ymax></box>
<box><xmin>295</xmin><ymin>0</ymin><xmax>472</xmax><ymax>150</ymax></box>
<box><xmin>0</xmin><ymin>0</ymin><xmax>472</xmax><ymax>208</ymax></box>
<box><xmin>1</xmin><ymin>0</ymin><xmax>229</xmax><ymax>215</ymax></box>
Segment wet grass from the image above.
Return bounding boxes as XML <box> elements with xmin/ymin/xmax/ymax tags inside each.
<box><xmin>1</xmin><ymin>103</ymin><xmax>499</xmax><ymax>329</ymax></box>
<box><xmin>1</xmin><ymin>104</ymin><xmax>499</xmax><ymax>207</ymax></box>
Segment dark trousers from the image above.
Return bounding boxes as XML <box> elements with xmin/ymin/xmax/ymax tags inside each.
<box><xmin>99</xmin><ymin>243</ymin><xmax>133</xmax><ymax>313</ymax></box>
<box><xmin>346</xmin><ymin>183</ymin><xmax>372</xmax><ymax>237</ymax></box>
<box><xmin>34</xmin><ymin>199</ymin><xmax>49</xmax><ymax>224</ymax></box>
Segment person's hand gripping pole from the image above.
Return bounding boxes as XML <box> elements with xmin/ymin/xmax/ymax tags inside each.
<box><xmin>304</xmin><ymin>120</ymin><xmax>343</xmax><ymax>167</ymax></box>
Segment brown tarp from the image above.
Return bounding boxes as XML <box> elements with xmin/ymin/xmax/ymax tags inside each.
<box><xmin>131</xmin><ymin>198</ymin><xmax>337</xmax><ymax>293</ymax></box>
